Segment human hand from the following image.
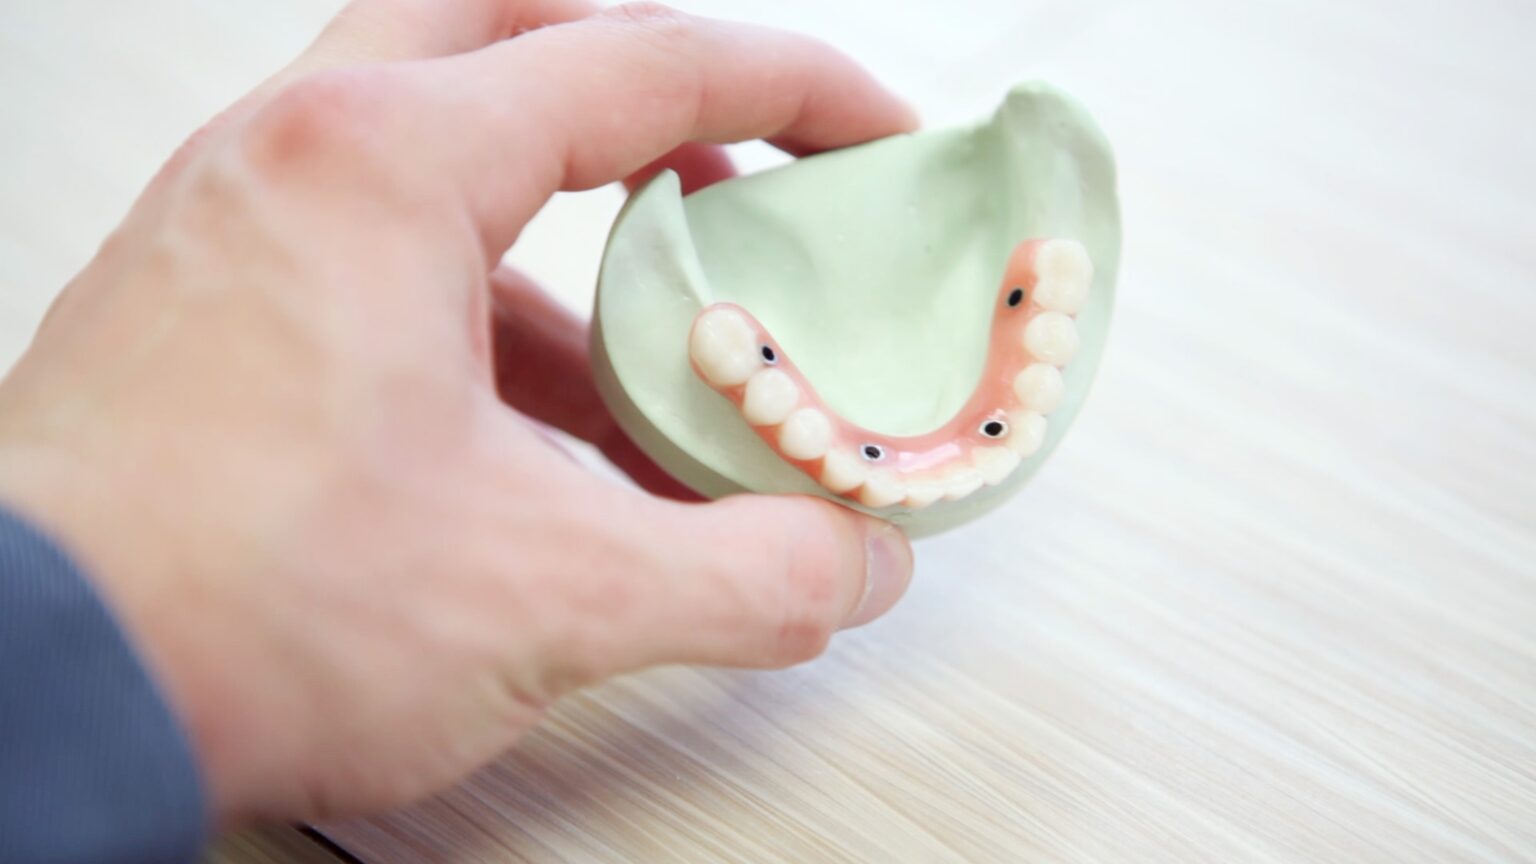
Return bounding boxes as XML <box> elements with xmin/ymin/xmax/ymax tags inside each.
<box><xmin>0</xmin><ymin>0</ymin><xmax>917</xmax><ymax>826</ymax></box>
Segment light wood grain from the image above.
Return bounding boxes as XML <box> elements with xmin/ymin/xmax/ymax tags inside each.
<box><xmin>206</xmin><ymin>828</ymin><xmax>349</xmax><ymax>864</ymax></box>
<box><xmin>3</xmin><ymin>1</ymin><xmax>1533</xmax><ymax>862</ymax></box>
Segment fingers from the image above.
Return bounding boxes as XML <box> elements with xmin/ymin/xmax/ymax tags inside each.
<box><xmin>488</xmin><ymin>266</ymin><xmax>700</xmax><ymax>500</ymax></box>
<box><xmin>231</xmin><ymin>3</ymin><xmax>915</xmax><ymax>291</ymax></box>
<box><xmin>310</xmin><ymin>4</ymin><xmax>735</xmax><ymax>199</ymax></box>
<box><xmin>545</xmin><ymin>491</ymin><xmax>913</xmax><ymax>683</ymax></box>
<box><xmin>488</xmin><ymin>267</ymin><xmax>602</xmax><ymax>441</ymax></box>
<box><xmin>667</xmin><ymin>496</ymin><xmax>913</xmax><ymax>654</ymax></box>
<box><xmin>403</xmin><ymin>4</ymin><xmax>919</xmax><ymax>251</ymax></box>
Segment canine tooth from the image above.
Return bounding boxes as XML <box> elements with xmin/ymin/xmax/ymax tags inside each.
<box><xmin>1033</xmin><ymin>239</ymin><xmax>1093</xmax><ymax>314</ymax></box>
<box><xmin>820</xmin><ymin>449</ymin><xmax>868</xmax><ymax>494</ymax></box>
<box><xmin>689</xmin><ymin>308</ymin><xmax>759</xmax><ymax>387</ymax></box>
<box><xmin>973</xmin><ymin>446</ymin><xmax>1021</xmax><ymax>486</ymax></box>
<box><xmin>1005</xmin><ymin>410</ymin><xmax>1048</xmax><ymax>458</ymax></box>
<box><xmin>903</xmin><ymin>480</ymin><xmax>946</xmax><ymax>509</ymax></box>
<box><xmin>741</xmin><ymin>368</ymin><xmax>798</xmax><ymax>426</ymax></box>
<box><xmin>778</xmin><ymin>408</ymin><xmax>831</xmax><ymax>461</ymax></box>
<box><xmin>1012</xmin><ymin>363</ymin><xmax>1064</xmax><ymax>414</ymax></box>
<box><xmin>859</xmin><ymin>469</ymin><xmax>906</xmax><ymax>508</ymax></box>
<box><xmin>1023</xmin><ymin>311</ymin><xmax>1080</xmax><ymax>366</ymax></box>
<box><xmin>941</xmin><ymin>467</ymin><xmax>985</xmax><ymax>501</ymax></box>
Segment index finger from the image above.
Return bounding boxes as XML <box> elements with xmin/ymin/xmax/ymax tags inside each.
<box><xmin>408</xmin><ymin>3</ymin><xmax>919</xmax><ymax>252</ymax></box>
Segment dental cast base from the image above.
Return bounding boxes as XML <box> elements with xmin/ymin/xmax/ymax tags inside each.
<box><xmin>688</xmin><ymin>238</ymin><xmax>1093</xmax><ymax>510</ymax></box>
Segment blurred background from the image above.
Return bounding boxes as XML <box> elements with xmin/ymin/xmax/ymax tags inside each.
<box><xmin>3</xmin><ymin>1</ymin><xmax>1534</xmax><ymax>862</ymax></box>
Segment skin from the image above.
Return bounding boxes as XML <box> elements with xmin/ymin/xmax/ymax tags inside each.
<box><xmin>0</xmin><ymin>0</ymin><xmax>919</xmax><ymax>828</ymax></box>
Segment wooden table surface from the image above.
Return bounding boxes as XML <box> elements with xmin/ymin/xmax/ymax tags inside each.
<box><xmin>4</xmin><ymin>1</ymin><xmax>1533</xmax><ymax>862</ymax></box>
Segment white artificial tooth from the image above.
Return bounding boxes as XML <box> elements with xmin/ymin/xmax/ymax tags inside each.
<box><xmin>941</xmin><ymin>467</ymin><xmax>985</xmax><ymax>501</ymax></box>
<box><xmin>1022</xmin><ymin>311</ymin><xmax>1080</xmax><ymax>366</ymax></box>
<box><xmin>689</xmin><ymin>307</ymin><xmax>760</xmax><ymax>387</ymax></box>
<box><xmin>1004</xmin><ymin>410</ymin><xmax>1048</xmax><ymax>458</ymax></box>
<box><xmin>819</xmin><ymin>449</ymin><xmax>868</xmax><ymax>494</ymax></box>
<box><xmin>903</xmin><ymin>480</ymin><xmax>946</xmax><ymax>509</ymax></box>
<box><xmin>1032</xmin><ymin>239</ymin><xmax>1093</xmax><ymax>315</ymax></box>
<box><xmin>973</xmin><ymin>446</ymin><xmax>1021</xmax><ymax>486</ymax></box>
<box><xmin>859</xmin><ymin>469</ymin><xmax>906</xmax><ymax>508</ymax></box>
<box><xmin>1012</xmin><ymin>363</ymin><xmax>1064</xmax><ymax>414</ymax></box>
<box><xmin>741</xmin><ymin>368</ymin><xmax>799</xmax><ymax>426</ymax></box>
<box><xmin>778</xmin><ymin>408</ymin><xmax>832</xmax><ymax>461</ymax></box>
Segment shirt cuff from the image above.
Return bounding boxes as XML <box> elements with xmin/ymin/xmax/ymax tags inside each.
<box><xmin>0</xmin><ymin>506</ymin><xmax>208</xmax><ymax>864</ymax></box>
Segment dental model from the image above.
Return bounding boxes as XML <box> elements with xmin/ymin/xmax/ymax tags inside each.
<box><xmin>688</xmin><ymin>238</ymin><xmax>1092</xmax><ymax>510</ymax></box>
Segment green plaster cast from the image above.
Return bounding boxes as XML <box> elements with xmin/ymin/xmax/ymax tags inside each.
<box><xmin>591</xmin><ymin>82</ymin><xmax>1120</xmax><ymax>537</ymax></box>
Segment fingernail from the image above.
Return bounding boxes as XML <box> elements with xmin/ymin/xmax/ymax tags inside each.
<box><xmin>841</xmin><ymin>523</ymin><xmax>913</xmax><ymax>630</ymax></box>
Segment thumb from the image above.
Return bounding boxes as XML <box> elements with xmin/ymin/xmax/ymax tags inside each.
<box><xmin>590</xmin><ymin>492</ymin><xmax>914</xmax><ymax>674</ymax></box>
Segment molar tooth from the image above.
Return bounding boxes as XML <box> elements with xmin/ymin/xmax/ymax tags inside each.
<box><xmin>1032</xmin><ymin>239</ymin><xmax>1093</xmax><ymax>314</ymax></box>
<box><xmin>1022</xmin><ymin>311</ymin><xmax>1080</xmax><ymax>366</ymax></box>
<box><xmin>741</xmin><ymin>368</ymin><xmax>799</xmax><ymax>426</ymax></box>
<box><xmin>902</xmin><ymin>479</ymin><xmax>946</xmax><ymax>509</ymax></box>
<box><xmin>689</xmin><ymin>307</ymin><xmax>759</xmax><ymax>387</ymax></box>
<box><xmin>1012</xmin><ymin>363</ymin><xmax>1064</xmax><ymax>414</ymax></box>
<box><xmin>973</xmin><ymin>446</ymin><xmax>1021</xmax><ymax>486</ymax></box>
<box><xmin>819</xmin><ymin>449</ymin><xmax>868</xmax><ymax>494</ymax></box>
<box><xmin>1005</xmin><ymin>410</ymin><xmax>1048</xmax><ymax>458</ymax></box>
<box><xmin>941</xmin><ymin>467</ymin><xmax>985</xmax><ymax>501</ymax></box>
<box><xmin>778</xmin><ymin>408</ymin><xmax>831</xmax><ymax>461</ymax></box>
<box><xmin>859</xmin><ymin>469</ymin><xmax>906</xmax><ymax>508</ymax></box>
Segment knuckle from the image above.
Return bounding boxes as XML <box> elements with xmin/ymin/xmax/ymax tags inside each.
<box><xmin>244</xmin><ymin>69</ymin><xmax>396</xmax><ymax>170</ymax></box>
<box><xmin>537</xmin><ymin>517</ymin><xmax>652</xmax><ymax>689</ymax></box>
<box><xmin>767</xmin><ymin>515</ymin><xmax>847</xmax><ymax>665</ymax></box>
<box><xmin>773</xmin><ymin>610</ymin><xmax>836</xmax><ymax>666</ymax></box>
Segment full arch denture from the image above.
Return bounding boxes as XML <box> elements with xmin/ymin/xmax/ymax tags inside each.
<box><xmin>688</xmin><ymin>238</ymin><xmax>1092</xmax><ymax>509</ymax></box>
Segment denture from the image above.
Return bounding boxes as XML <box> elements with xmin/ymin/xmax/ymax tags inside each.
<box><xmin>688</xmin><ymin>238</ymin><xmax>1092</xmax><ymax>509</ymax></box>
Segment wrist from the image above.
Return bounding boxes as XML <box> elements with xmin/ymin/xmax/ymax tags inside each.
<box><xmin>0</xmin><ymin>427</ymin><xmax>252</xmax><ymax>825</ymax></box>
<box><xmin>0</xmin><ymin>497</ymin><xmax>211</xmax><ymax>861</ymax></box>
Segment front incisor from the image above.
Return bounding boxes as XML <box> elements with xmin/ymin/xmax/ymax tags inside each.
<box><xmin>859</xmin><ymin>469</ymin><xmax>906</xmax><ymax>508</ymax></box>
<box><xmin>973</xmin><ymin>446</ymin><xmax>1021</xmax><ymax>485</ymax></box>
